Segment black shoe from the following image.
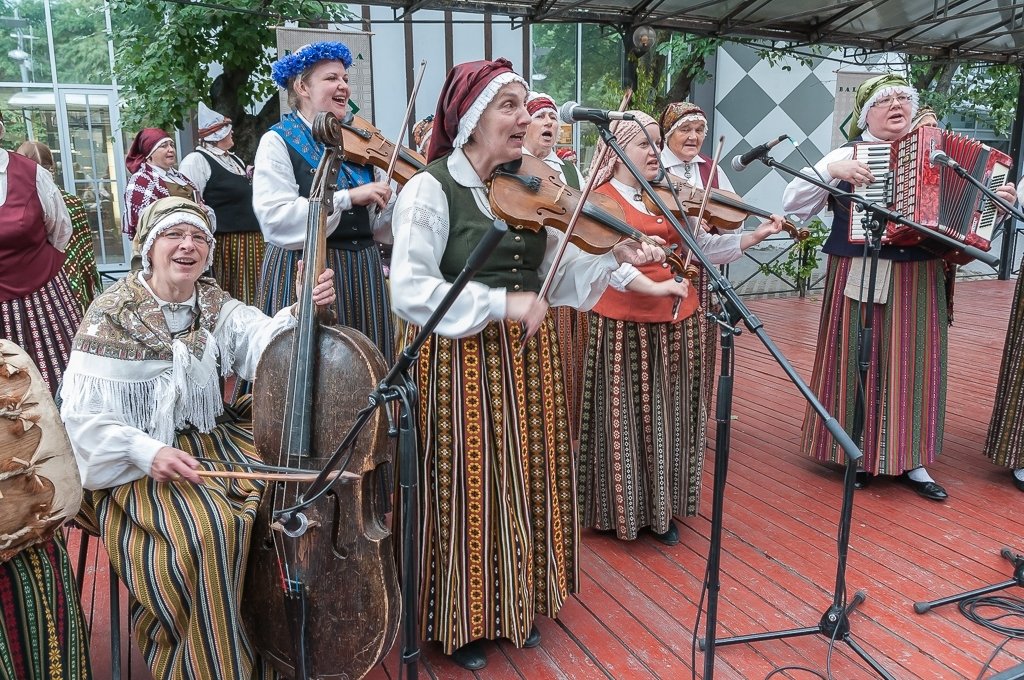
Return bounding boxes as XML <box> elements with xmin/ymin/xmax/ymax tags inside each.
<box><xmin>523</xmin><ymin>624</ymin><xmax>541</xmax><ymax>648</ymax></box>
<box><xmin>1013</xmin><ymin>473</ymin><xmax>1024</xmax><ymax>492</ymax></box>
<box><xmin>897</xmin><ymin>473</ymin><xmax>948</xmax><ymax>501</ymax></box>
<box><xmin>449</xmin><ymin>640</ymin><xmax>488</xmax><ymax>670</ymax></box>
<box><xmin>854</xmin><ymin>471</ymin><xmax>872</xmax><ymax>489</ymax></box>
<box><xmin>651</xmin><ymin>520</ymin><xmax>680</xmax><ymax>546</ymax></box>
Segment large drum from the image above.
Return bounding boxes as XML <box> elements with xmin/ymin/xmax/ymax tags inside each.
<box><xmin>0</xmin><ymin>339</ymin><xmax>82</xmax><ymax>562</ymax></box>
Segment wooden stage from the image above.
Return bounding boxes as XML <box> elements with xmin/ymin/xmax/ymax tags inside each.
<box><xmin>77</xmin><ymin>278</ymin><xmax>1024</xmax><ymax>680</ymax></box>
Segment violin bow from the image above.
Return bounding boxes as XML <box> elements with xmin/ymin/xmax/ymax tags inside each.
<box><xmin>518</xmin><ymin>88</ymin><xmax>633</xmax><ymax>352</ymax></box>
<box><xmin>681</xmin><ymin>135</ymin><xmax>726</xmax><ymax>276</ymax></box>
<box><xmin>384</xmin><ymin>59</ymin><xmax>427</xmax><ymax>183</ymax></box>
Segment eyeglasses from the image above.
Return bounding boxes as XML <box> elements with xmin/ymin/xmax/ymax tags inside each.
<box><xmin>161</xmin><ymin>229</ymin><xmax>212</xmax><ymax>246</ymax></box>
<box><xmin>871</xmin><ymin>94</ymin><xmax>912</xmax><ymax>109</ymax></box>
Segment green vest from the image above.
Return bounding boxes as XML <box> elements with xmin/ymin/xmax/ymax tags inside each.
<box><xmin>561</xmin><ymin>160</ymin><xmax>582</xmax><ymax>190</ymax></box>
<box><xmin>425</xmin><ymin>157</ymin><xmax>546</xmax><ymax>293</ymax></box>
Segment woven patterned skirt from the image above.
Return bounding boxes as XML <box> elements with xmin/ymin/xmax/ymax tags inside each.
<box><xmin>415</xmin><ymin>317</ymin><xmax>577</xmax><ymax>654</ymax></box>
<box><xmin>257</xmin><ymin>243</ymin><xmax>394</xmax><ymax>363</ymax></box>
<box><xmin>985</xmin><ymin>273</ymin><xmax>1024</xmax><ymax>468</ymax></box>
<box><xmin>213</xmin><ymin>231</ymin><xmax>266</xmax><ymax>308</ymax></box>
<box><xmin>85</xmin><ymin>404</ymin><xmax>278</xmax><ymax>680</ymax></box>
<box><xmin>578</xmin><ymin>314</ymin><xmax>706</xmax><ymax>541</ymax></box>
<box><xmin>0</xmin><ymin>536</ymin><xmax>92</xmax><ymax>679</ymax></box>
<box><xmin>554</xmin><ymin>306</ymin><xmax>590</xmax><ymax>443</ymax></box>
<box><xmin>60</xmin><ymin>193</ymin><xmax>101</xmax><ymax>315</ymax></box>
<box><xmin>0</xmin><ymin>272</ymin><xmax>82</xmax><ymax>395</ymax></box>
<box><xmin>801</xmin><ymin>256</ymin><xmax>948</xmax><ymax>474</ymax></box>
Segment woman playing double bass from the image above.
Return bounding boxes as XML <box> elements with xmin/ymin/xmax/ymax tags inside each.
<box><xmin>254</xmin><ymin>41</ymin><xmax>396</xmax><ymax>362</ymax></box>
<box><xmin>578</xmin><ymin>112</ymin><xmax>784</xmax><ymax>545</ymax></box>
<box><xmin>59</xmin><ymin>197</ymin><xmax>335</xmax><ymax>679</ymax></box>
<box><xmin>389</xmin><ymin>58</ymin><xmax>668</xmax><ymax>671</ymax></box>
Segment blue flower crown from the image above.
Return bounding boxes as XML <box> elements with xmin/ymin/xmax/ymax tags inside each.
<box><xmin>271</xmin><ymin>41</ymin><xmax>353</xmax><ymax>89</ymax></box>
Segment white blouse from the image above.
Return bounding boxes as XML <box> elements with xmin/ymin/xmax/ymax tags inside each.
<box><xmin>782</xmin><ymin>130</ymin><xmax>884</xmax><ymax>221</ymax></box>
<box><xmin>60</xmin><ymin>273</ymin><xmax>297</xmax><ymax>490</ymax></box>
<box><xmin>252</xmin><ymin>111</ymin><xmax>394</xmax><ymax>250</ymax></box>
<box><xmin>0</xmin><ymin>149</ymin><xmax>72</xmax><ymax>250</ymax></box>
<box><xmin>179</xmin><ymin>146</ymin><xmax>247</xmax><ymax>195</ymax></box>
<box><xmin>660</xmin><ymin>147</ymin><xmax>736</xmax><ymax>193</ymax></box>
<box><xmin>389</xmin><ymin>148</ymin><xmax>620</xmax><ymax>339</ymax></box>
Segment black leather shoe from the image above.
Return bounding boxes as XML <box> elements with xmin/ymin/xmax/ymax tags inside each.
<box><xmin>1013</xmin><ymin>473</ymin><xmax>1024</xmax><ymax>492</ymax></box>
<box><xmin>854</xmin><ymin>471</ymin><xmax>872</xmax><ymax>489</ymax></box>
<box><xmin>651</xmin><ymin>520</ymin><xmax>680</xmax><ymax>546</ymax></box>
<box><xmin>898</xmin><ymin>473</ymin><xmax>948</xmax><ymax>501</ymax></box>
<box><xmin>523</xmin><ymin>624</ymin><xmax>541</xmax><ymax>648</ymax></box>
<box><xmin>449</xmin><ymin>640</ymin><xmax>487</xmax><ymax>670</ymax></box>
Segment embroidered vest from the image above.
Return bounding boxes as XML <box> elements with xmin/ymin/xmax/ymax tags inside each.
<box><xmin>198</xmin><ymin>149</ymin><xmax>259</xmax><ymax>234</ymax></box>
<box><xmin>0</xmin><ymin>153</ymin><xmax>64</xmax><ymax>302</ymax></box>
<box><xmin>425</xmin><ymin>157</ymin><xmax>546</xmax><ymax>292</ymax></box>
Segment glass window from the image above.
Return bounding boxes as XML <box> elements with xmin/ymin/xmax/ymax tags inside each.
<box><xmin>578</xmin><ymin>25</ymin><xmax>624</xmax><ymax>169</ymax></box>
<box><xmin>530</xmin><ymin>23</ymin><xmax>577</xmax><ymax>105</ymax></box>
<box><xmin>49</xmin><ymin>0</ymin><xmax>113</xmax><ymax>85</ymax></box>
<box><xmin>1</xmin><ymin>85</ymin><xmax>60</xmax><ymax>156</ymax></box>
<box><xmin>0</xmin><ymin>0</ymin><xmax>53</xmax><ymax>85</ymax></box>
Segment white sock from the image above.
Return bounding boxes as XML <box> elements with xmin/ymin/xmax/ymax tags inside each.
<box><xmin>1014</xmin><ymin>468</ymin><xmax>1024</xmax><ymax>482</ymax></box>
<box><xmin>906</xmin><ymin>466</ymin><xmax>934</xmax><ymax>483</ymax></box>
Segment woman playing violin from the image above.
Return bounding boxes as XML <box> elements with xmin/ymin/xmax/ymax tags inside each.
<box><xmin>389</xmin><ymin>59</ymin><xmax>667</xmax><ymax>671</ymax></box>
<box><xmin>253</xmin><ymin>41</ymin><xmax>396</xmax><ymax>362</ymax></box>
<box><xmin>579</xmin><ymin>112</ymin><xmax>784</xmax><ymax>546</ymax></box>
<box><xmin>659</xmin><ymin>101</ymin><xmax>735</xmax><ymax>197</ymax></box>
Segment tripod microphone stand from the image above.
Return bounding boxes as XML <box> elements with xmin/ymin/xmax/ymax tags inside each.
<box><xmin>589</xmin><ymin>126</ymin><xmax>863</xmax><ymax>680</ymax></box>
<box><xmin>707</xmin><ymin>153</ymin><xmax>997</xmax><ymax>679</ymax></box>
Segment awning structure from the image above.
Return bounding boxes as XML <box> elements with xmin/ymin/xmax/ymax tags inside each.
<box><xmin>367</xmin><ymin>0</ymin><xmax>1024</xmax><ymax>63</ymax></box>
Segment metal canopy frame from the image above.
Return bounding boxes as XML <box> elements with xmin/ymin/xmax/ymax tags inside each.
<box><xmin>360</xmin><ymin>0</ymin><xmax>1024</xmax><ymax>62</ymax></box>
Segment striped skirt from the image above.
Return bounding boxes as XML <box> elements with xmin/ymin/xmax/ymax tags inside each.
<box><xmin>85</xmin><ymin>404</ymin><xmax>278</xmax><ymax>680</ymax></box>
<box><xmin>415</xmin><ymin>317</ymin><xmax>577</xmax><ymax>654</ymax></box>
<box><xmin>0</xmin><ymin>272</ymin><xmax>82</xmax><ymax>396</ymax></box>
<box><xmin>801</xmin><ymin>256</ymin><xmax>948</xmax><ymax>474</ymax></box>
<box><xmin>578</xmin><ymin>314</ymin><xmax>706</xmax><ymax>541</ymax></box>
<box><xmin>213</xmin><ymin>231</ymin><xmax>266</xmax><ymax>308</ymax></box>
<box><xmin>257</xmin><ymin>243</ymin><xmax>394</xmax><ymax>363</ymax></box>
<box><xmin>554</xmin><ymin>306</ymin><xmax>590</xmax><ymax>443</ymax></box>
<box><xmin>0</xmin><ymin>536</ymin><xmax>92</xmax><ymax>679</ymax></box>
<box><xmin>985</xmin><ymin>273</ymin><xmax>1024</xmax><ymax>468</ymax></box>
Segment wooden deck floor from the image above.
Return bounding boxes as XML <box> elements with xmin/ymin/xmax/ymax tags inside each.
<box><xmin>78</xmin><ymin>279</ymin><xmax>1024</xmax><ymax>680</ymax></box>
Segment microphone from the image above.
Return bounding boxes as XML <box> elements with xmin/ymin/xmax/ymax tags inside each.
<box><xmin>730</xmin><ymin>134</ymin><xmax>790</xmax><ymax>172</ymax></box>
<box><xmin>929</xmin><ymin>149</ymin><xmax>960</xmax><ymax>170</ymax></box>
<box><xmin>558</xmin><ymin>101</ymin><xmax>636</xmax><ymax>125</ymax></box>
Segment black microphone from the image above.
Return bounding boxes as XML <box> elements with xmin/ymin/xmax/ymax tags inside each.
<box><xmin>730</xmin><ymin>134</ymin><xmax>790</xmax><ymax>172</ymax></box>
<box><xmin>558</xmin><ymin>101</ymin><xmax>636</xmax><ymax>125</ymax></box>
<box><xmin>929</xmin><ymin>149</ymin><xmax>960</xmax><ymax>170</ymax></box>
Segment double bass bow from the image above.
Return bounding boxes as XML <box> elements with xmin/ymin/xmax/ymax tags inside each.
<box><xmin>243</xmin><ymin>112</ymin><xmax>400</xmax><ymax>680</ymax></box>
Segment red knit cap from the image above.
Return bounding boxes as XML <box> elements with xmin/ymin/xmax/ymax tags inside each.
<box><xmin>427</xmin><ymin>58</ymin><xmax>524</xmax><ymax>163</ymax></box>
<box><xmin>126</xmin><ymin>127</ymin><xmax>173</xmax><ymax>173</ymax></box>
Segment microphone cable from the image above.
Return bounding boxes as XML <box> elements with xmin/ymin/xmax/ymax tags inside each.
<box><xmin>957</xmin><ymin>594</ymin><xmax>1024</xmax><ymax>680</ymax></box>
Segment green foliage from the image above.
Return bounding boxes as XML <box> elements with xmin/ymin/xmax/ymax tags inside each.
<box><xmin>909</xmin><ymin>58</ymin><xmax>1020</xmax><ymax>136</ymax></box>
<box><xmin>110</xmin><ymin>0</ymin><xmax>352</xmax><ymax>150</ymax></box>
<box><xmin>758</xmin><ymin>217</ymin><xmax>829</xmax><ymax>287</ymax></box>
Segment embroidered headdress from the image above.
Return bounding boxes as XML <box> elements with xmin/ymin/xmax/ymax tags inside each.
<box><xmin>197</xmin><ymin>102</ymin><xmax>232</xmax><ymax>143</ymax></box>
<box><xmin>272</xmin><ymin>41</ymin><xmax>353</xmax><ymax>89</ymax></box>
<box><xmin>850</xmin><ymin>73</ymin><xmax>918</xmax><ymax>139</ymax></box>
<box><xmin>659</xmin><ymin>102</ymin><xmax>707</xmax><ymax>142</ymax></box>
<box><xmin>526</xmin><ymin>92</ymin><xmax>557</xmax><ymax>118</ymax></box>
<box><xmin>126</xmin><ymin>128</ymin><xmax>173</xmax><ymax>174</ymax></box>
<box><xmin>132</xmin><ymin>197</ymin><xmax>216</xmax><ymax>274</ymax></box>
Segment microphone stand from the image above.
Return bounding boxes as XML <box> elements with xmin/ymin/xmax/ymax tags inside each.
<box><xmin>590</xmin><ymin>123</ymin><xmax>862</xmax><ymax>680</ymax></box>
<box><xmin>274</xmin><ymin>220</ymin><xmax>509</xmax><ymax>680</ymax></box>
<box><xmin>934</xmin><ymin>155</ymin><xmax>1024</xmax><ymax>224</ymax></box>
<box><xmin>706</xmin><ymin>150</ymin><xmax>999</xmax><ymax>679</ymax></box>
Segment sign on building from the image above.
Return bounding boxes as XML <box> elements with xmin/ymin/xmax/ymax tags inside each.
<box><xmin>276</xmin><ymin>27</ymin><xmax>374</xmax><ymax>121</ymax></box>
<box><xmin>832</xmin><ymin>71</ymin><xmax>875</xmax><ymax>147</ymax></box>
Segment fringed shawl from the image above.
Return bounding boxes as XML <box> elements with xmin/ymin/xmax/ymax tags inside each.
<box><xmin>63</xmin><ymin>272</ymin><xmax>237</xmax><ymax>445</ymax></box>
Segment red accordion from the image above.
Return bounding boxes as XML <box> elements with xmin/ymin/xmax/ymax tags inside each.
<box><xmin>848</xmin><ymin>126</ymin><xmax>1011</xmax><ymax>264</ymax></box>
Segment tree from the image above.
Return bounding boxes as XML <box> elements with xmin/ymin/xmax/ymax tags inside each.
<box><xmin>909</xmin><ymin>58</ymin><xmax>1020</xmax><ymax>136</ymax></box>
<box><xmin>109</xmin><ymin>0</ymin><xmax>353</xmax><ymax>159</ymax></box>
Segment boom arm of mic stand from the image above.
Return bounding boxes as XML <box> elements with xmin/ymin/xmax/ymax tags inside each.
<box><xmin>275</xmin><ymin>219</ymin><xmax>510</xmax><ymax>522</ymax></box>
<box><xmin>941</xmin><ymin>159</ymin><xmax>1024</xmax><ymax>223</ymax></box>
<box><xmin>594</xmin><ymin>125</ymin><xmax>862</xmax><ymax>464</ymax></box>
<box><xmin>756</xmin><ymin>156</ymin><xmax>999</xmax><ymax>268</ymax></box>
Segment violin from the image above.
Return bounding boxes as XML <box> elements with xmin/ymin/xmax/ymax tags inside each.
<box><xmin>244</xmin><ymin>112</ymin><xmax>400</xmax><ymax>679</ymax></box>
<box><xmin>643</xmin><ymin>171</ymin><xmax>810</xmax><ymax>241</ymax></box>
<box><xmin>488</xmin><ymin>155</ymin><xmax>689</xmax><ymax>277</ymax></box>
<box><xmin>339</xmin><ymin>112</ymin><xmax>426</xmax><ymax>185</ymax></box>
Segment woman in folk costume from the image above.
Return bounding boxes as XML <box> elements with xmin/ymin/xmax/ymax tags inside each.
<box><xmin>984</xmin><ymin>179</ymin><xmax>1024</xmax><ymax>492</ymax></box>
<box><xmin>578</xmin><ymin>112</ymin><xmax>783</xmax><ymax>545</ymax></box>
<box><xmin>782</xmin><ymin>73</ymin><xmax>1015</xmax><ymax>500</ymax></box>
<box><xmin>523</xmin><ymin>91</ymin><xmax>589</xmax><ymax>443</ymax></box>
<box><xmin>253</xmin><ymin>41</ymin><xmax>395</xmax><ymax>363</ymax></box>
<box><xmin>389</xmin><ymin>59</ymin><xmax>667</xmax><ymax>670</ymax></box>
<box><xmin>59</xmin><ymin>197</ymin><xmax>335</xmax><ymax>680</ymax></box>
<box><xmin>122</xmin><ymin>127</ymin><xmax>209</xmax><ymax>238</ymax></box>
<box><xmin>16</xmin><ymin>139</ymin><xmax>101</xmax><ymax>314</ymax></box>
<box><xmin>0</xmin><ymin>113</ymin><xmax>91</xmax><ymax>679</ymax></box>
<box><xmin>658</xmin><ymin>101</ymin><xmax>735</xmax><ymax>194</ymax></box>
<box><xmin>179</xmin><ymin>103</ymin><xmax>263</xmax><ymax>306</ymax></box>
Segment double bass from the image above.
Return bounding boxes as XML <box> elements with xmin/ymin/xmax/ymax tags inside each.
<box><xmin>243</xmin><ymin>112</ymin><xmax>400</xmax><ymax>679</ymax></box>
